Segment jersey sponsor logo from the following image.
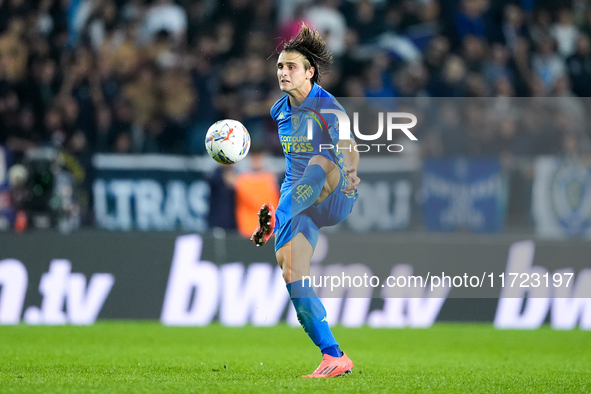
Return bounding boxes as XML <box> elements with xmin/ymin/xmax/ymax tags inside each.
<box><xmin>279</xmin><ymin>135</ymin><xmax>313</xmax><ymax>154</ymax></box>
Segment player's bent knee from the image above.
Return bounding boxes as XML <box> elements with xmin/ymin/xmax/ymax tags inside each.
<box><xmin>308</xmin><ymin>155</ymin><xmax>334</xmax><ymax>172</ymax></box>
<box><xmin>309</xmin><ymin>156</ymin><xmax>339</xmax><ymax>195</ymax></box>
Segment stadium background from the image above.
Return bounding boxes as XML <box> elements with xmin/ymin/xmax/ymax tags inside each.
<box><xmin>0</xmin><ymin>0</ymin><xmax>590</xmax><ymax>328</ymax></box>
<box><xmin>1</xmin><ymin>1</ymin><xmax>591</xmax><ymax>392</ymax></box>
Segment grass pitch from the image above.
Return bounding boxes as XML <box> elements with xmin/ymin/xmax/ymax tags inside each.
<box><xmin>0</xmin><ymin>322</ymin><xmax>589</xmax><ymax>393</ymax></box>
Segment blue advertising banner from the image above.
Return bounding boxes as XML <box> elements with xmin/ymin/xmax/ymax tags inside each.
<box><xmin>341</xmin><ymin>157</ymin><xmax>420</xmax><ymax>233</ymax></box>
<box><xmin>420</xmin><ymin>158</ymin><xmax>507</xmax><ymax>233</ymax></box>
<box><xmin>92</xmin><ymin>154</ymin><xmax>213</xmax><ymax>231</ymax></box>
<box><xmin>92</xmin><ymin>154</ymin><xmax>419</xmax><ymax>233</ymax></box>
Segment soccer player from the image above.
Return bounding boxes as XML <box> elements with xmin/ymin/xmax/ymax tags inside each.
<box><xmin>251</xmin><ymin>25</ymin><xmax>360</xmax><ymax>378</ymax></box>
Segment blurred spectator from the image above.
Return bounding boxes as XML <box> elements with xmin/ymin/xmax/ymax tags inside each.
<box><xmin>347</xmin><ymin>0</ymin><xmax>384</xmax><ymax>44</ymax></box>
<box><xmin>395</xmin><ymin>63</ymin><xmax>429</xmax><ymax>97</ymax></box>
<box><xmin>93</xmin><ymin>104</ymin><xmax>115</xmax><ymax>153</ymax></box>
<box><xmin>123</xmin><ymin>63</ymin><xmax>158</xmax><ymax>127</ymax></box>
<box><xmin>159</xmin><ymin>66</ymin><xmax>196</xmax><ymax>123</ymax></box>
<box><xmin>208</xmin><ymin>165</ymin><xmax>237</xmax><ymax>230</ymax></box>
<box><xmin>398</xmin><ymin>0</ymin><xmax>441</xmax><ymax>50</ymax></box>
<box><xmin>363</xmin><ymin>60</ymin><xmax>397</xmax><ymax>110</ymax></box>
<box><xmin>529</xmin><ymin>8</ymin><xmax>552</xmax><ymax>47</ymax></box>
<box><xmin>0</xmin><ymin>82</ymin><xmax>21</xmax><ymax>139</ymax></box>
<box><xmin>482</xmin><ymin>43</ymin><xmax>516</xmax><ymax>88</ymax></box>
<box><xmin>0</xmin><ymin>147</ymin><xmax>17</xmax><ymax>231</ymax></box>
<box><xmin>493</xmin><ymin>4</ymin><xmax>528</xmax><ymax>55</ymax></box>
<box><xmin>0</xmin><ymin>17</ymin><xmax>28</xmax><ymax>82</ymax></box>
<box><xmin>234</xmin><ymin>149</ymin><xmax>280</xmax><ymax>238</ymax></box>
<box><xmin>462</xmin><ymin>35</ymin><xmax>486</xmax><ymax>73</ymax></box>
<box><xmin>239</xmin><ymin>55</ymin><xmax>274</xmax><ymax>145</ymax></box>
<box><xmin>580</xmin><ymin>7</ymin><xmax>591</xmax><ymax>43</ymax></box>
<box><xmin>553</xmin><ymin>74</ymin><xmax>577</xmax><ymax>97</ymax></box>
<box><xmin>43</xmin><ymin>104</ymin><xmax>66</xmax><ymax>147</ymax></box>
<box><xmin>111</xmin><ymin>97</ymin><xmax>138</xmax><ymax>147</ymax></box>
<box><xmin>465</xmin><ymin>72</ymin><xmax>488</xmax><ymax>96</ymax></box>
<box><xmin>427</xmin><ymin>55</ymin><xmax>467</xmax><ymax>96</ymax></box>
<box><xmin>550</xmin><ymin>8</ymin><xmax>579</xmax><ymax>58</ymax></box>
<box><xmin>493</xmin><ymin>76</ymin><xmax>515</xmax><ymax>97</ymax></box>
<box><xmin>278</xmin><ymin>4</ymin><xmax>310</xmax><ymax>44</ymax></box>
<box><xmin>252</xmin><ymin>0</ymin><xmax>277</xmax><ymax>32</ymax></box>
<box><xmin>453</xmin><ymin>0</ymin><xmax>489</xmax><ymax>45</ymax></box>
<box><xmin>22</xmin><ymin>57</ymin><xmax>60</xmax><ymax>121</ymax></box>
<box><xmin>0</xmin><ymin>1</ymin><xmax>10</xmax><ymax>34</ymax></box>
<box><xmin>7</xmin><ymin>162</ymin><xmax>29</xmax><ymax>231</ymax></box>
<box><xmin>112</xmin><ymin>131</ymin><xmax>132</xmax><ymax>154</ymax></box>
<box><xmin>5</xmin><ymin>106</ymin><xmax>43</xmax><ymax>163</ymax></box>
<box><xmin>141</xmin><ymin>116</ymin><xmax>167</xmax><ymax>153</ymax></box>
<box><xmin>121</xmin><ymin>0</ymin><xmax>145</xmax><ymax>23</ymax></box>
<box><xmin>83</xmin><ymin>0</ymin><xmax>121</xmax><ymax>50</ymax></box>
<box><xmin>423</xmin><ymin>36</ymin><xmax>451</xmax><ymax>75</ymax></box>
<box><xmin>278</xmin><ymin>0</ymin><xmax>312</xmax><ymax>24</ymax></box>
<box><xmin>142</xmin><ymin>0</ymin><xmax>187</xmax><ymax>44</ymax></box>
<box><xmin>566</xmin><ymin>35</ymin><xmax>591</xmax><ymax>97</ymax></box>
<box><xmin>531</xmin><ymin>36</ymin><xmax>566</xmax><ymax>93</ymax></box>
<box><xmin>101</xmin><ymin>20</ymin><xmax>141</xmax><ymax>81</ymax></box>
<box><xmin>306</xmin><ymin>0</ymin><xmax>346</xmax><ymax>57</ymax></box>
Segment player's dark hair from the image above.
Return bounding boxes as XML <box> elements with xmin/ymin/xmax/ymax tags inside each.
<box><xmin>282</xmin><ymin>24</ymin><xmax>333</xmax><ymax>84</ymax></box>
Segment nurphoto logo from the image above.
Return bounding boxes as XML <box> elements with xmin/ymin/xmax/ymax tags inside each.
<box><xmin>307</xmin><ymin>109</ymin><xmax>418</xmax><ymax>153</ymax></box>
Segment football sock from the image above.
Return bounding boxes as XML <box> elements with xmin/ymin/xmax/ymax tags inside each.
<box><xmin>287</xmin><ymin>279</ymin><xmax>343</xmax><ymax>358</ymax></box>
<box><xmin>275</xmin><ymin>164</ymin><xmax>327</xmax><ymax>231</ymax></box>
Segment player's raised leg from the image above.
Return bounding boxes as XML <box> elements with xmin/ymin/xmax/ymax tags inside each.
<box><xmin>277</xmin><ymin>233</ymin><xmax>354</xmax><ymax>378</ymax></box>
<box><xmin>251</xmin><ymin>155</ymin><xmax>340</xmax><ymax>246</ymax></box>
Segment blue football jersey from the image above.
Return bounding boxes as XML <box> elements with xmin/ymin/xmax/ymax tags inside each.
<box><xmin>270</xmin><ymin>83</ymin><xmax>349</xmax><ymax>193</ymax></box>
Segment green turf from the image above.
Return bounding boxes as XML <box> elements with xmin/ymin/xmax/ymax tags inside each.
<box><xmin>0</xmin><ymin>322</ymin><xmax>589</xmax><ymax>393</ymax></box>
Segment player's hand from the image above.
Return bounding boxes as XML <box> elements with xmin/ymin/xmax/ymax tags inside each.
<box><xmin>342</xmin><ymin>167</ymin><xmax>360</xmax><ymax>194</ymax></box>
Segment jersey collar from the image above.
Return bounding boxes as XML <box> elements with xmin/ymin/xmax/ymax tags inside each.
<box><xmin>287</xmin><ymin>82</ymin><xmax>320</xmax><ymax>111</ymax></box>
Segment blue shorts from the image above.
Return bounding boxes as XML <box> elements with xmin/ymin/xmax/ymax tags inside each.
<box><xmin>274</xmin><ymin>170</ymin><xmax>358</xmax><ymax>252</ymax></box>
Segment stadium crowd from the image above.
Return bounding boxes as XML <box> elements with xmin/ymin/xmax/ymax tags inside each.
<box><xmin>1</xmin><ymin>0</ymin><xmax>591</xmax><ymax>160</ymax></box>
<box><xmin>1</xmin><ymin>0</ymin><xmax>591</xmax><ymax>230</ymax></box>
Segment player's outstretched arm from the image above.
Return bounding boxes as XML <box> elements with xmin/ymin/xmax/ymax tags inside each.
<box><xmin>337</xmin><ymin>138</ymin><xmax>360</xmax><ymax>194</ymax></box>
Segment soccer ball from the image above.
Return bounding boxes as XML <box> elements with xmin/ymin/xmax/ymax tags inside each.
<box><xmin>205</xmin><ymin>119</ymin><xmax>251</xmax><ymax>164</ymax></box>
